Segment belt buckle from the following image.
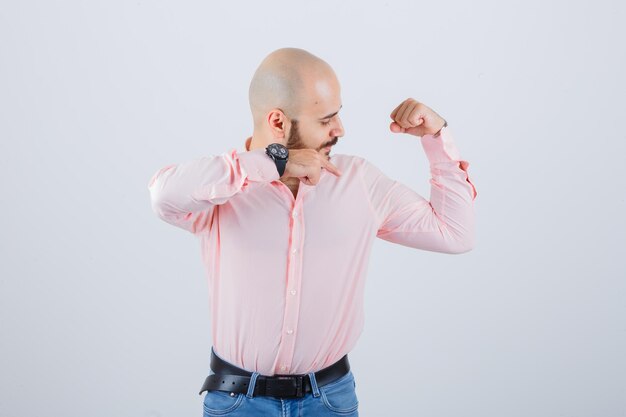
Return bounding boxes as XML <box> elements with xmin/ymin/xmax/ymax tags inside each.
<box><xmin>267</xmin><ymin>374</ymin><xmax>304</xmax><ymax>398</ymax></box>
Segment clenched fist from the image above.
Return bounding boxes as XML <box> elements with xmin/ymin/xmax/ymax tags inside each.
<box><xmin>282</xmin><ymin>148</ymin><xmax>342</xmax><ymax>186</ymax></box>
<box><xmin>389</xmin><ymin>98</ymin><xmax>447</xmax><ymax>137</ymax></box>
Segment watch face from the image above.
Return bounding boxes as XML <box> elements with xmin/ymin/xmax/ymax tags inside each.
<box><xmin>268</xmin><ymin>143</ymin><xmax>288</xmax><ymax>159</ymax></box>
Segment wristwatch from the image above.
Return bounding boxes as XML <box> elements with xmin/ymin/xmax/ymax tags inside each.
<box><xmin>265</xmin><ymin>143</ymin><xmax>289</xmax><ymax>177</ymax></box>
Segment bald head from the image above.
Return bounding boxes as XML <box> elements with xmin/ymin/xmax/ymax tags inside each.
<box><xmin>248</xmin><ymin>48</ymin><xmax>336</xmax><ymax>128</ymax></box>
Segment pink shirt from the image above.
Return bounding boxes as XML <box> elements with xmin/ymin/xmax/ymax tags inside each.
<box><xmin>148</xmin><ymin>126</ymin><xmax>478</xmax><ymax>376</ymax></box>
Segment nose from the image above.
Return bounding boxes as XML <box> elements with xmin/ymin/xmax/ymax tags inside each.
<box><xmin>332</xmin><ymin>116</ymin><xmax>345</xmax><ymax>138</ymax></box>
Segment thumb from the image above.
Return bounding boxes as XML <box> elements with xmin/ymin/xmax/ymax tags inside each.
<box><xmin>389</xmin><ymin>121</ymin><xmax>406</xmax><ymax>133</ymax></box>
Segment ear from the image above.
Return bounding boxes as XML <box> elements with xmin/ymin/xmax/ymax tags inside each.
<box><xmin>267</xmin><ymin>109</ymin><xmax>287</xmax><ymax>139</ymax></box>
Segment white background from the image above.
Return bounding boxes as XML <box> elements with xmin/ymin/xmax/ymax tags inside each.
<box><xmin>1</xmin><ymin>1</ymin><xmax>625</xmax><ymax>416</ymax></box>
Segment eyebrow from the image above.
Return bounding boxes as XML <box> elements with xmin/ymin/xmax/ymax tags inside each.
<box><xmin>318</xmin><ymin>104</ymin><xmax>343</xmax><ymax>120</ymax></box>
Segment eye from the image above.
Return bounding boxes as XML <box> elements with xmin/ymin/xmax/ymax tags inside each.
<box><xmin>320</xmin><ymin>119</ymin><xmax>331</xmax><ymax>126</ymax></box>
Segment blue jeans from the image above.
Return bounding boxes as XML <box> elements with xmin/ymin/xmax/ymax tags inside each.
<box><xmin>202</xmin><ymin>369</ymin><xmax>359</xmax><ymax>416</ymax></box>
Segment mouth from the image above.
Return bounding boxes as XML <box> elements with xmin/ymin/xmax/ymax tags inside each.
<box><xmin>322</xmin><ymin>139</ymin><xmax>337</xmax><ymax>153</ymax></box>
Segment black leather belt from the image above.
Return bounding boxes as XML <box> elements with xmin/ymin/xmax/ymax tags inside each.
<box><xmin>199</xmin><ymin>347</ymin><xmax>350</xmax><ymax>398</ymax></box>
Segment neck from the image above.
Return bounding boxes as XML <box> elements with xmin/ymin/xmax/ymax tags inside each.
<box><xmin>247</xmin><ymin>131</ymin><xmax>277</xmax><ymax>151</ymax></box>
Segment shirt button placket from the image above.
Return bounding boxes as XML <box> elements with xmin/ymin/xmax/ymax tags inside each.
<box><xmin>275</xmin><ymin>205</ymin><xmax>304</xmax><ymax>374</ymax></box>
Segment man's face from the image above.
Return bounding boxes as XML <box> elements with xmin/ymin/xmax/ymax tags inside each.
<box><xmin>284</xmin><ymin>75</ymin><xmax>344</xmax><ymax>160</ymax></box>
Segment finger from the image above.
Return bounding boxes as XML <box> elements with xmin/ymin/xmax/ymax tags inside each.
<box><xmin>394</xmin><ymin>101</ymin><xmax>409</xmax><ymax>125</ymax></box>
<box><xmin>390</xmin><ymin>101</ymin><xmax>404</xmax><ymax>120</ymax></box>
<box><xmin>310</xmin><ymin>171</ymin><xmax>320</xmax><ymax>184</ymax></box>
<box><xmin>301</xmin><ymin>175</ymin><xmax>317</xmax><ymax>186</ymax></box>
<box><xmin>321</xmin><ymin>158</ymin><xmax>342</xmax><ymax>176</ymax></box>
<box><xmin>405</xmin><ymin>106</ymin><xmax>424</xmax><ymax>128</ymax></box>
<box><xmin>397</xmin><ymin>101</ymin><xmax>416</xmax><ymax>128</ymax></box>
<box><xmin>390</xmin><ymin>121</ymin><xmax>406</xmax><ymax>133</ymax></box>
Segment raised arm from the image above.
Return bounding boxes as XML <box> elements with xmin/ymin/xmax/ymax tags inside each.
<box><xmin>147</xmin><ymin>148</ymin><xmax>279</xmax><ymax>234</ymax></box>
<box><xmin>361</xmin><ymin>125</ymin><xmax>478</xmax><ymax>254</ymax></box>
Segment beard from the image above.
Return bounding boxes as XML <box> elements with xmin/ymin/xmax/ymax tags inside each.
<box><xmin>285</xmin><ymin>119</ymin><xmax>306</xmax><ymax>150</ymax></box>
<box><xmin>286</xmin><ymin>119</ymin><xmax>337</xmax><ymax>156</ymax></box>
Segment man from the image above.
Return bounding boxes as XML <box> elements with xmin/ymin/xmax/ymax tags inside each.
<box><xmin>148</xmin><ymin>47</ymin><xmax>477</xmax><ymax>416</ymax></box>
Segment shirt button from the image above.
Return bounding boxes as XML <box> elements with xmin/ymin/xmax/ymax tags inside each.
<box><xmin>291</xmin><ymin>248</ymin><xmax>297</xmax><ymax>253</ymax></box>
<box><xmin>290</xmin><ymin>289</ymin><xmax>296</xmax><ymax>295</ymax></box>
<box><xmin>286</xmin><ymin>329</ymin><xmax>293</xmax><ymax>335</ymax></box>
<box><xmin>292</xmin><ymin>212</ymin><xmax>298</xmax><ymax>218</ymax></box>
<box><xmin>280</xmin><ymin>365</ymin><xmax>287</xmax><ymax>371</ymax></box>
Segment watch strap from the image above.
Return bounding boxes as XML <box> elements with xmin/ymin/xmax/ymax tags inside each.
<box><xmin>275</xmin><ymin>158</ymin><xmax>287</xmax><ymax>177</ymax></box>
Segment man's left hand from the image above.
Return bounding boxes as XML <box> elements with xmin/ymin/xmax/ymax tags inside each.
<box><xmin>389</xmin><ymin>98</ymin><xmax>446</xmax><ymax>137</ymax></box>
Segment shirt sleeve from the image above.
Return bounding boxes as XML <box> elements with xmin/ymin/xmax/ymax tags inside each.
<box><xmin>360</xmin><ymin>126</ymin><xmax>478</xmax><ymax>254</ymax></box>
<box><xmin>147</xmin><ymin>147</ymin><xmax>280</xmax><ymax>234</ymax></box>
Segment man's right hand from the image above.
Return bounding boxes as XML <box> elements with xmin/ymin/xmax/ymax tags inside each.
<box><xmin>280</xmin><ymin>149</ymin><xmax>342</xmax><ymax>185</ymax></box>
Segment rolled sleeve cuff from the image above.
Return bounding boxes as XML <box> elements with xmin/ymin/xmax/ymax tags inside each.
<box><xmin>235</xmin><ymin>148</ymin><xmax>281</xmax><ymax>182</ymax></box>
<box><xmin>420</xmin><ymin>126</ymin><xmax>462</xmax><ymax>163</ymax></box>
